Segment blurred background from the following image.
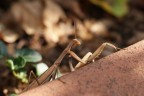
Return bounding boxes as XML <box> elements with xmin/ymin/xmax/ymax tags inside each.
<box><xmin>0</xmin><ymin>0</ymin><xmax>144</xmax><ymax>95</ymax></box>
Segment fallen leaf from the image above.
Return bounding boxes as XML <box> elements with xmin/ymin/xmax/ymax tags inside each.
<box><xmin>10</xmin><ymin>1</ymin><xmax>43</xmax><ymax>35</ymax></box>
<box><xmin>85</xmin><ymin>20</ymin><xmax>108</xmax><ymax>37</ymax></box>
<box><xmin>76</xmin><ymin>20</ymin><xmax>93</xmax><ymax>40</ymax></box>
<box><xmin>43</xmin><ymin>0</ymin><xmax>66</xmax><ymax>26</ymax></box>
<box><xmin>2</xmin><ymin>29</ymin><xmax>19</xmax><ymax>43</ymax></box>
<box><xmin>43</xmin><ymin>0</ymin><xmax>73</xmax><ymax>45</ymax></box>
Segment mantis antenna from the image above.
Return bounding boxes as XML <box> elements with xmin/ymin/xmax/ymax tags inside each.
<box><xmin>73</xmin><ymin>21</ymin><xmax>77</xmax><ymax>40</ymax></box>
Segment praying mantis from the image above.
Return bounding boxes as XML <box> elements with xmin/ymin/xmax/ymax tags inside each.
<box><xmin>22</xmin><ymin>38</ymin><xmax>119</xmax><ymax>92</ymax></box>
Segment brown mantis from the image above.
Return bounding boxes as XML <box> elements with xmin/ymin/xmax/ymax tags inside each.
<box><xmin>23</xmin><ymin>39</ymin><xmax>82</xmax><ymax>92</ymax></box>
<box><xmin>22</xmin><ymin>38</ymin><xmax>119</xmax><ymax>92</ymax></box>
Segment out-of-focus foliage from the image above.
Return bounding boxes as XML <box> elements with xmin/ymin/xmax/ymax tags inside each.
<box><xmin>35</xmin><ymin>63</ymin><xmax>48</xmax><ymax>76</ymax></box>
<box><xmin>55</xmin><ymin>69</ymin><xmax>63</xmax><ymax>79</ymax></box>
<box><xmin>8</xmin><ymin>93</ymin><xmax>18</xmax><ymax>96</ymax></box>
<box><xmin>6</xmin><ymin>56</ymin><xmax>26</xmax><ymax>70</ymax></box>
<box><xmin>5</xmin><ymin>48</ymin><xmax>42</xmax><ymax>83</ymax></box>
<box><xmin>12</xmin><ymin>69</ymin><xmax>28</xmax><ymax>83</ymax></box>
<box><xmin>15</xmin><ymin>48</ymin><xmax>42</xmax><ymax>63</ymax></box>
<box><xmin>90</xmin><ymin>0</ymin><xmax>129</xmax><ymax>18</ymax></box>
<box><xmin>0</xmin><ymin>41</ymin><xmax>7</xmax><ymax>59</ymax></box>
<box><xmin>0</xmin><ymin>41</ymin><xmax>44</xmax><ymax>83</ymax></box>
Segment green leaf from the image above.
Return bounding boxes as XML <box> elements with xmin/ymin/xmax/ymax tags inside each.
<box><xmin>6</xmin><ymin>58</ymin><xmax>28</xmax><ymax>83</ymax></box>
<box><xmin>35</xmin><ymin>63</ymin><xmax>48</xmax><ymax>76</ymax></box>
<box><xmin>13</xmin><ymin>56</ymin><xmax>26</xmax><ymax>70</ymax></box>
<box><xmin>110</xmin><ymin>0</ymin><xmax>128</xmax><ymax>17</ymax></box>
<box><xmin>55</xmin><ymin>69</ymin><xmax>63</xmax><ymax>79</ymax></box>
<box><xmin>6</xmin><ymin>59</ymin><xmax>15</xmax><ymax>70</ymax></box>
<box><xmin>0</xmin><ymin>41</ymin><xmax>7</xmax><ymax>59</ymax></box>
<box><xmin>90</xmin><ymin>0</ymin><xmax>128</xmax><ymax>18</ymax></box>
<box><xmin>6</xmin><ymin>56</ymin><xmax>26</xmax><ymax>70</ymax></box>
<box><xmin>13</xmin><ymin>69</ymin><xmax>28</xmax><ymax>83</ymax></box>
<box><xmin>8</xmin><ymin>93</ymin><xmax>18</xmax><ymax>96</ymax></box>
<box><xmin>15</xmin><ymin>48</ymin><xmax>42</xmax><ymax>63</ymax></box>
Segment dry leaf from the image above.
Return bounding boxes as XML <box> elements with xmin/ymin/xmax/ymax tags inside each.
<box><xmin>10</xmin><ymin>1</ymin><xmax>43</xmax><ymax>35</ymax></box>
<box><xmin>2</xmin><ymin>29</ymin><xmax>19</xmax><ymax>43</ymax></box>
<box><xmin>43</xmin><ymin>0</ymin><xmax>73</xmax><ymax>45</ymax></box>
<box><xmin>55</xmin><ymin>0</ymin><xmax>86</xmax><ymax>19</ymax></box>
<box><xmin>76</xmin><ymin>20</ymin><xmax>93</xmax><ymax>40</ymax></box>
<box><xmin>84</xmin><ymin>20</ymin><xmax>108</xmax><ymax>37</ymax></box>
<box><xmin>44</xmin><ymin>21</ymin><xmax>73</xmax><ymax>46</ymax></box>
<box><xmin>43</xmin><ymin>0</ymin><xmax>66</xmax><ymax>26</ymax></box>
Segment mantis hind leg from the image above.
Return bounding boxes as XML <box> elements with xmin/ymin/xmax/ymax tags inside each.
<box><xmin>68</xmin><ymin>51</ymin><xmax>89</xmax><ymax>70</ymax></box>
<box><xmin>75</xmin><ymin>43</ymin><xmax>119</xmax><ymax>69</ymax></box>
<box><xmin>88</xmin><ymin>43</ymin><xmax>120</xmax><ymax>62</ymax></box>
<box><xmin>75</xmin><ymin>52</ymin><xmax>92</xmax><ymax>69</ymax></box>
<box><xmin>68</xmin><ymin>43</ymin><xmax>119</xmax><ymax>70</ymax></box>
